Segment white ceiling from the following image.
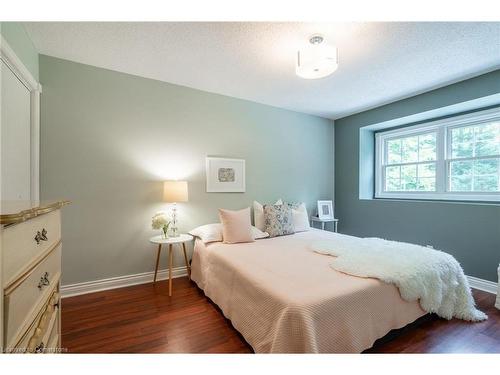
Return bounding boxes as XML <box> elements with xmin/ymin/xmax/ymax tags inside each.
<box><xmin>24</xmin><ymin>22</ymin><xmax>500</xmax><ymax>119</ymax></box>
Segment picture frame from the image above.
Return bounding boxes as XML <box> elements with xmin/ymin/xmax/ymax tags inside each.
<box><xmin>317</xmin><ymin>200</ymin><xmax>334</xmax><ymax>220</ymax></box>
<box><xmin>206</xmin><ymin>157</ymin><xmax>246</xmax><ymax>193</ymax></box>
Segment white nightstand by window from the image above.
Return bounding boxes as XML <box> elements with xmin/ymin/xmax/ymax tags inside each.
<box><xmin>310</xmin><ymin>217</ymin><xmax>339</xmax><ymax>232</ymax></box>
<box><xmin>149</xmin><ymin>233</ymin><xmax>193</xmax><ymax>296</ymax></box>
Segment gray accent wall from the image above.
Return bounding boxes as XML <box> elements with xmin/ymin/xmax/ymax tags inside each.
<box><xmin>39</xmin><ymin>55</ymin><xmax>334</xmax><ymax>286</ymax></box>
<box><xmin>335</xmin><ymin>70</ymin><xmax>500</xmax><ymax>282</ymax></box>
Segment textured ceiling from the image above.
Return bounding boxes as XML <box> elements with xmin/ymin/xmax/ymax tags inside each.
<box><xmin>24</xmin><ymin>22</ymin><xmax>500</xmax><ymax>119</ymax></box>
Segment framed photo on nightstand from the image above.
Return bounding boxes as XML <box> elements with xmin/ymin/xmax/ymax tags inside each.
<box><xmin>317</xmin><ymin>200</ymin><xmax>334</xmax><ymax>220</ymax></box>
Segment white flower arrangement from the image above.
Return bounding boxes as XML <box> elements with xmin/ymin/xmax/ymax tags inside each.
<box><xmin>152</xmin><ymin>212</ymin><xmax>171</xmax><ymax>238</ymax></box>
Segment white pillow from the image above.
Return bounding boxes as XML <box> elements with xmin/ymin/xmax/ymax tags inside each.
<box><xmin>189</xmin><ymin>223</ymin><xmax>222</xmax><ymax>243</ymax></box>
<box><xmin>291</xmin><ymin>203</ymin><xmax>310</xmax><ymax>232</ymax></box>
<box><xmin>189</xmin><ymin>223</ymin><xmax>269</xmax><ymax>243</ymax></box>
<box><xmin>253</xmin><ymin>199</ymin><xmax>283</xmax><ymax>231</ymax></box>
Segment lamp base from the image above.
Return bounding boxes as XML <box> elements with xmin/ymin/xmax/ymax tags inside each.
<box><xmin>171</xmin><ymin>203</ymin><xmax>180</xmax><ymax>237</ymax></box>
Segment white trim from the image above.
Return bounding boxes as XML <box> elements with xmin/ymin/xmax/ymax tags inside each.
<box><xmin>375</xmin><ymin>191</ymin><xmax>500</xmax><ymax>202</ymax></box>
<box><xmin>0</xmin><ymin>35</ymin><xmax>41</xmax><ymax>202</ymax></box>
<box><xmin>0</xmin><ymin>35</ymin><xmax>40</xmax><ymax>92</ymax></box>
<box><xmin>60</xmin><ymin>266</ymin><xmax>189</xmax><ymax>298</ymax></box>
<box><xmin>466</xmin><ymin>275</ymin><xmax>498</xmax><ymax>295</ymax></box>
<box><xmin>60</xmin><ymin>267</ymin><xmax>497</xmax><ymax>302</ymax></box>
<box><xmin>375</xmin><ymin>107</ymin><xmax>500</xmax><ymax>202</ymax></box>
<box><xmin>30</xmin><ymin>89</ymin><xmax>40</xmax><ymax>202</ymax></box>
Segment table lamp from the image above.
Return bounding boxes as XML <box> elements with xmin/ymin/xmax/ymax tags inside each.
<box><xmin>163</xmin><ymin>180</ymin><xmax>188</xmax><ymax>237</ymax></box>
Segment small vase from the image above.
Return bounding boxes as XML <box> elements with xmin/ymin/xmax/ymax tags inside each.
<box><xmin>161</xmin><ymin>229</ymin><xmax>169</xmax><ymax>239</ymax></box>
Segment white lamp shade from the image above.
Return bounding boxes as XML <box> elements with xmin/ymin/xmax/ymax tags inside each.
<box><xmin>163</xmin><ymin>181</ymin><xmax>188</xmax><ymax>202</ymax></box>
<box><xmin>296</xmin><ymin>44</ymin><xmax>338</xmax><ymax>79</ymax></box>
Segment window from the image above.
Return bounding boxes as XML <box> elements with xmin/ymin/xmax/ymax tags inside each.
<box><xmin>449</xmin><ymin>122</ymin><xmax>499</xmax><ymax>193</ymax></box>
<box><xmin>384</xmin><ymin>132</ymin><xmax>437</xmax><ymax>192</ymax></box>
<box><xmin>375</xmin><ymin>108</ymin><xmax>500</xmax><ymax>202</ymax></box>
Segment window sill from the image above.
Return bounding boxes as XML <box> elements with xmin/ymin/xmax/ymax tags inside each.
<box><xmin>373</xmin><ymin>193</ymin><xmax>500</xmax><ymax>204</ymax></box>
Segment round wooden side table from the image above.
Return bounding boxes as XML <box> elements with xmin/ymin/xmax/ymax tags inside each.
<box><xmin>149</xmin><ymin>233</ymin><xmax>193</xmax><ymax>296</ymax></box>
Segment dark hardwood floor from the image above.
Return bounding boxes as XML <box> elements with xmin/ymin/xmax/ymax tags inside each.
<box><xmin>61</xmin><ymin>277</ymin><xmax>500</xmax><ymax>353</ymax></box>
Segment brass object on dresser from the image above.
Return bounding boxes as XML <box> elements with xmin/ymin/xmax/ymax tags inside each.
<box><xmin>1</xmin><ymin>200</ymin><xmax>69</xmax><ymax>353</ymax></box>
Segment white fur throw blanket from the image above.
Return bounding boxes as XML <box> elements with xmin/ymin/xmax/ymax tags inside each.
<box><xmin>311</xmin><ymin>236</ymin><xmax>487</xmax><ymax>321</ymax></box>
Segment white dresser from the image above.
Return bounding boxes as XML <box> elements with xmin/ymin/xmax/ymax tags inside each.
<box><xmin>1</xmin><ymin>200</ymin><xmax>68</xmax><ymax>353</ymax></box>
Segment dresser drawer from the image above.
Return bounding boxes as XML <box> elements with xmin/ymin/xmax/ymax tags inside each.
<box><xmin>2</xmin><ymin>210</ymin><xmax>61</xmax><ymax>286</ymax></box>
<box><xmin>13</xmin><ymin>289</ymin><xmax>59</xmax><ymax>353</ymax></box>
<box><xmin>3</xmin><ymin>244</ymin><xmax>62</xmax><ymax>349</ymax></box>
<box><xmin>35</xmin><ymin>301</ymin><xmax>59</xmax><ymax>354</ymax></box>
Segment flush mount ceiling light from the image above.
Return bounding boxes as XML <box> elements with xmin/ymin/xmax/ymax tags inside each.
<box><xmin>296</xmin><ymin>34</ymin><xmax>338</xmax><ymax>79</ymax></box>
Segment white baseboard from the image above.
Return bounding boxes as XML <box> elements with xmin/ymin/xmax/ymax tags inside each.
<box><xmin>61</xmin><ymin>266</ymin><xmax>188</xmax><ymax>298</ymax></box>
<box><xmin>467</xmin><ymin>275</ymin><xmax>498</xmax><ymax>295</ymax></box>
<box><xmin>61</xmin><ymin>269</ymin><xmax>497</xmax><ymax>299</ymax></box>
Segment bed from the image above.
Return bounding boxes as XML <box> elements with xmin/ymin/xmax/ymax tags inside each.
<box><xmin>190</xmin><ymin>228</ymin><xmax>426</xmax><ymax>353</ymax></box>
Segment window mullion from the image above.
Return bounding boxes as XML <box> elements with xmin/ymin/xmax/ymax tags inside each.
<box><xmin>436</xmin><ymin>126</ymin><xmax>446</xmax><ymax>194</ymax></box>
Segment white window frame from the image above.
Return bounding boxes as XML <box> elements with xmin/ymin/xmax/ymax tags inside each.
<box><xmin>375</xmin><ymin>107</ymin><xmax>500</xmax><ymax>202</ymax></box>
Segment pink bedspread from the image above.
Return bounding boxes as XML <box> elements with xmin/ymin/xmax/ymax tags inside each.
<box><xmin>191</xmin><ymin>229</ymin><xmax>425</xmax><ymax>353</ymax></box>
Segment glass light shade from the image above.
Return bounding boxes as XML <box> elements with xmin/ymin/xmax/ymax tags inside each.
<box><xmin>296</xmin><ymin>44</ymin><xmax>338</xmax><ymax>79</ymax></box>
<box><xmin>163</xmin><ymin>180</ymin><xmax>188</xmax><ymax>202</ymax></box>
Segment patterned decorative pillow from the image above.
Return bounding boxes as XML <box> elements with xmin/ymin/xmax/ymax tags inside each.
<box><xmin>263</xmin><ymin>204</ymin><xmax>295</xmax><ymax>237</ymax></box>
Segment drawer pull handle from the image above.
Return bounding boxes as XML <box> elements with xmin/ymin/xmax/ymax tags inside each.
<box><xmin>34</xmin><ymin>231</ymin><xmax>42</xmax><ymax>244</ymax></box>
<box><xmin>34</xmin><ymin>342</ymin><xmax>45</xmax><ymax>353</ymax></box>
<box><xmin>37</xmin><ymin>272</ymin><xmax>50</xmax><ymax>289</ymax></box>
<box><xmin>41</xmin><ymin>228</ymin><xmax>48</xmax><ymax>241</ymax></box>
<box><xmin>34</xmin><ymin>228</ymin><xmax>48</xmax><ymax>244</ymax></box>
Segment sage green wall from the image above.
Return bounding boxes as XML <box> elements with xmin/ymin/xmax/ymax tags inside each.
<box><xmin>39</xmin><ymin>55</ymin><xmax>334</xmax><ymax>286</ymax></box>
<box><xmin>0</xmin><ymin>22</ymin><xmax>39</xmax><ymax>80</ymax></box>
<box><xmin>335</xmin><ymin>70</ymin><xmax>500</xmax><ymax>282</ymax></box>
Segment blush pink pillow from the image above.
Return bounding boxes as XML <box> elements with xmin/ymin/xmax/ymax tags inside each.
<box><xmin>218</xmin><ymin>207</ymin><xmax>254</xmax><ymax>244</ymax></box>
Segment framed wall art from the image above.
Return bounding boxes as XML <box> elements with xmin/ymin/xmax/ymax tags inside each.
<box><xmin>206</xmin><ymin>157</ymin><xmax>245</xmax><ymax>193</ymax></box>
